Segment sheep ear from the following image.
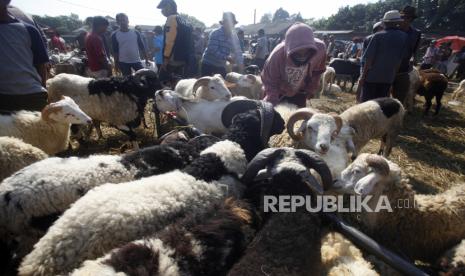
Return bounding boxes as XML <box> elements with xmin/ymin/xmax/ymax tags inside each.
<box><xmin>354</xmin><ymin>173</ymin><xmax>381</xmax><ymax>196</ymax></box>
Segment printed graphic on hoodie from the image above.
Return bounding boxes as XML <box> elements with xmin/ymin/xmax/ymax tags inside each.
<box><xmin>285</xmin><ymin>64</ymin><xmax>308</xmax><ymax>90</ymax></box>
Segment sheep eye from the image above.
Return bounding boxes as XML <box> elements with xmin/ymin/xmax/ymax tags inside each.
<box><xmin>210</xmin><ymin>86</ymin><xmax>215</xmax><ymax>89</ymax></box>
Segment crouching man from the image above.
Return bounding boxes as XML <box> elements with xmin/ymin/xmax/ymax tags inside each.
<box><xmin>261</xmin><ymin>23</ymin><xmax>326</xmax><ymax>107</ymax></box>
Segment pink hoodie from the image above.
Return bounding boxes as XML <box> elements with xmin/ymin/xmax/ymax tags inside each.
<box><xmin>261</xmin><ymin>23</ymin><xmax>326</xmax><ymax>105</ymax></box>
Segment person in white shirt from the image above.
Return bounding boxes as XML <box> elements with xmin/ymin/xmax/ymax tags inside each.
<box><xmin>111</xmin><ymin>13</ymin><xmax>149</xmax><ymax>76</ymax></box>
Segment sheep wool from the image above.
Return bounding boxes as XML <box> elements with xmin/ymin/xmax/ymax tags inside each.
<box><xmin>0</xmin><ymin>137</ymin><xmax>48</xmax><ymax>182</ymax></box>
<box><xmin>18</xmin><ymin>140</ymin><xmax>247</xmax><ymax>276</ymax></box>
<box><xmin>71</xmin><ymin>198</ymin><xmax>257</xmax><ymax>276</ymax></box>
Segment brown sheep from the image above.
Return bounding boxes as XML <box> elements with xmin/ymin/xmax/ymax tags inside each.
<box><xmin>417</xmin><ymin>69</ymin><xmax>448</xmax><ymax>115</ymax></box>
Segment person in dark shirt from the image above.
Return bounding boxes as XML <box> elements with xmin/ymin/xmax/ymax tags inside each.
<box><xmin>0</xmin><ymin>0</ymin><xmax>49</xmax><ymax>111</ymax></box>
<box><xmin>85</xmin><ymin>16</ymin><xmax>111</xmax><ymax>78</ymax></box>
<box><xmin>391</xmin><ymin>5</ymin><xmax>422</xmax><ymax>105</ymax></box>
<box><xmin>359</xmin><ymin>10</ymin><xmax>408</xmax><ymax>102</ymax></box>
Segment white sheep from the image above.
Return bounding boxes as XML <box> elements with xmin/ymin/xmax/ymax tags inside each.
<box><xmin>224</xmin><ymin>72</ymin><xmax>264</xmax><ymax>100</ymax></box>
<box><xmin>0</xmin><ymin>137</ymin><xmax>48</xmax><ymax>182</ymax></box>
<box><xmin>269</xmin><ymin>103</ymin><xmax>354</xmax><ymax>179</ymax></box>
<box><xmin>437</xmin><ymin>239</ymin><xmax>465</xmax><ymax>274</ymax></box>
<box><xmin>155</xmin><ymin>89</ymin><xmax>244</xmax><ymax>134</ymax></box>
<box><xmin>321</xmin><ymin>231</ymin><xmax>379</xmax><ymax>276</ymax></box>
<box><xmin>18</xmin><ymin>140</ymin><xmax>247</xmax><ymax>276</ymax></box>
<box><xmin>0</xmin><ymin>142</ymin><xmax>202</xmax><ymax>257</ymax></box>
<box><xmin>334</xmin><ymin>153</ymin><xmax>465</xmax><ymax>262</ymax></box>
<box><xmin>404</xmin><ymin>67</ymin><xmax>421</xmax><ymax>112</ymax></box>
<box><xmin>46</xmin><ymin>70</ymin><xmax>161</xmax><ymax>144</ymax></box>
<box><xmin>315</xmin><ymin>66</ymin><xmax>336</xmax><ymax>98</ymax></box>
<box><xmin>0</xmin><ymin>96</ymin><xmax>91</xmax><ymax>155</ymax></box>
<box><xmin>174</xmin><ymin>74</ymin><xmax>232</xmax><ymax>100</ymax></box>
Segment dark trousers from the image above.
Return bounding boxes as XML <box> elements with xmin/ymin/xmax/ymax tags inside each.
<box><xmin>360</xmin><ymin>82</ymin><xmax>391</xmax><ymax>102</ymax></box>
<box><xmin>201</xmin><ymin>62</ymin><xmax>226</xmax><ymax>78</ymax></box>
<box><xmin>392</xmin><ymin>73</ymin><xmax>410</xmax><ymax>105</ymax></box>
<box><xmin>0</xmin><ymin>92</ymin><xmax>48</xmax><ymax>112</ymax></box>
<box><xmin>117</xmin><ymin>62</ymin><xmax>144</xmax><ymax>76</ymax></box>
<box><xmin>280</xmin><ymin>92</ymin><xmax>307</xmax><ymax>108</ymax></box>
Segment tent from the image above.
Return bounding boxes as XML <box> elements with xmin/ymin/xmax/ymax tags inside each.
<box><xmin>435</xmin><ymin>36</ymin><xmax>465</xmax><ymax>52</ymax></box>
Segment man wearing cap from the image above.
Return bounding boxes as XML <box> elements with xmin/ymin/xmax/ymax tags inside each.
<box><xmin>359</xmin><ymin>10</ymin><xmax>408</xmax><ymax>102</ymax></box>
<box><xmin>201</xmin><ymin>12</ymin><xmax>244</xmax><ymax>77</ymax></box>
<box><xmin>157</xmin><ymin>0</ymin><xmax>193</xmax><ymax>79</ymax></box>
<box><xmin>261</xmin><ymin>23</ymin><xmax>326</xmax><ymax>107</ymax></box>
<box><xmin>392</xmin><ymin>5</ymin><xmax>422</xmax><ymax>105</ymax></box>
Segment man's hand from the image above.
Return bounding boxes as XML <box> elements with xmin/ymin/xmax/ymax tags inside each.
<box><xmin>227</xmin><ymin>56</ymin><xmax>235</xmax><ymax>64</ymax></box>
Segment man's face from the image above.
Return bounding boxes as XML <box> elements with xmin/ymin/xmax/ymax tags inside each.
<box><xmin>118</xmin><ymin>15</ymin><xmax>129</xmax><ymax>28</ymax></box>
<box><xmin>161</xmin><ymin>5</ymin><xmax>172</xmax><ymax>17</ymax></box>
<box><xmin>291</xmin><ymin>48</ymin><xmax>315</xmax><ymax>66</ymax></box>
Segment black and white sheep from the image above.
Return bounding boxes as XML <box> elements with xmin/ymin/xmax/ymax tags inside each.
<box><xmin>0</xmin><ymin>96</ymin><xmax>92</xmax><ymax>155</ymax></box>
<box><xmin>338</xmin><ymin>97</ymin><xmax>405</xmax><ymax>157</ymax></box>
<box><xmin>328</xmin><ymin>58</ymin><xmax>361</xmax><ymax>91</ymax></box>
<box><xmin>174</xmin><ymin>74</ymin><xmax>232</xmax><ymax>100</ymax></box>
<box><xmin>417</xmin><ymin>69</ymin><xmax>448</xmax><ymax>116</ymax></box>
<box><xmin>18</xmin><ymin>103</ymin><xmax>285</xmax><ymax>276</ymax></box>
<box><xmin>228</xmin><ymin>147</ymin><xmax>333</xmax><ymax>275</ymax></box>
<box><xmin>0</xmin><ymin>137</ymin><xmax>48</xmax><ymax>182</ymax></box>
<box><xmin>0</xmin><ymin>142</ymin><xmax>205</xmax><ymax>258</ymax></box>
<box><xmin>334</xmin><ymin>153</ymin><xmax>465</xmax><ymax>262</ymax></box>
<box><xmin>71</xmin><ymin>197</ymin><xmax>258</xmax><ymax>276</ymax></box>
<box><xmin>46</xmin><ymin>69</ymin><xmax>162</xmax><ymax>145</ymax></box>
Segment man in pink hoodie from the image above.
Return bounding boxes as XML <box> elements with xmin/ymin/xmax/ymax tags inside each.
<box><xmin>261</xmin><ymin>23</ymin><xmax>326</xmax><ymax>107</ymax></box>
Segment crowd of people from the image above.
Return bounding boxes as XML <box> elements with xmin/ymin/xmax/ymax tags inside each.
<box><xmin>1</xmin><ymin>0</ymin><xmax>462</xmax><ymax>113</ymax></box>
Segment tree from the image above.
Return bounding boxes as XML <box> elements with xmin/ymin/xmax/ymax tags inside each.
<box><xmin>272</xmin><ymin>8</ymin><xmax>290</xmax><ymax>22</ymax></box>
<box><xmin>179</xmin><ymin>13</ymin><xmax>206</xmax><ymax>30</ymax></box>
<box><xmin>260</xmin><ymin>13</ymin><xmax>272</xmax><ymax>24</ymax></box>
<box><xmin>32</xmin><ymin>14</ymin><xmax>82</xmax><ymax>34</ymax></box>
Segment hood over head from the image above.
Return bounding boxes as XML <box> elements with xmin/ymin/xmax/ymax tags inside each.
<box><xmin>284</xmin><ymin>23</ymin><xmax>317</xmax><ymax>58</ymax></box>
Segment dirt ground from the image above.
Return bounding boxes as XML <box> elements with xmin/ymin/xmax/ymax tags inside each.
<box><xmin>66</xmin><ymin>90</ymin><xmax>465</xmax><ymax>193</ymax></box>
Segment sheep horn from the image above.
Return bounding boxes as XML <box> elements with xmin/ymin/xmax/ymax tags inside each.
<box><xmin>192</xmin><ymin>77</ymin><xmax>211</xmax><ymax>97</ymax></box>
<box><xmin>295</xmin><ymin>149</ymin><xmax>333</xmax><ymax>191</ymax></box>
<box><xmin>134</xmin><ymin>69</ymin><xmax>158</xmax><ymax>87</ymax></box>
<box><xmin>286</xmin><ymin>109</ymin><xmax>314</xmax><ymax>141</ymax></box>
<box><xmin>365</xmin><ymin>155</ymin><xmax>390</xmax><ymax>176</ymax></box>
<box><xmin>241</xmin><ymin>148</ymin><xmax>285</xmax><ymax>185</ymax></box>
<box><xmin>328</xmin><ymin>112</ymin><xmax>343</xmax><ymax>135</ymax></box>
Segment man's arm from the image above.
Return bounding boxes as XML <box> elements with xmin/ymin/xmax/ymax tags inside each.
<box><xmin>111</xmin><ymin>32</ymin><xmax>120</xmax><ymax>69</ymax></box>
<box><xmin>261</xmin><ymin>52</ymin><xmax>286</xmax><ymax>106</ymax></box>
<box><xmin>25</xmin><ymin>24</ymin><xmax>49</xmax><ymax>87</ymax></box>
<box><xmin>135</xmin><ymin>30</ymin><xmax>149</xmax><ymax>63</ymax></box>
<box><xmin>163</xmin><ymin>15</ymin><xmax>178</xmax><ymax>67</ymax></box>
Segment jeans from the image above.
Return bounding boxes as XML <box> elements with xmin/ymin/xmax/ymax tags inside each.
<box><xmin>118</xmin><ymin>62</ymin><xmax>144</xmax><ymax>76</ymax></box>
<box><xmin>360</xmin><ymin>82</ymin><xmax>391</xmax><ymax>102</ymax></box>
<box><xmin>201</xmin><ymin>62</ymin><xmax>226</xmax><ymax>78</ymax></box>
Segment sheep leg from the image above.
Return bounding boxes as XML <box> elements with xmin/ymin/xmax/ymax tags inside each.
<box><xmin>116</xmin><ymin>125</ymin><xmax>138</xmax><ymax>150</ymax></box>
<box><xmin>378</xmin><ymin>135</ymin><xmax>387</xmax><ymax>156</ymax></box>
<box><xmin>382</xmin><ymin>132</ymin><xmax>398</xmax><ymax>157</ymax></box>
<box><xmin>94</xmin><ymin>122</ymin><xmax>103</xmax><ymax>140</ymax></box>
<box><xmin>434</xmin><ymin>93</ymin><xmax>443</xmax><ymax>116</ymax></box>
<box><xmin>423</xmin><ymin>91</ymin><xmax>434</xmax><ymax>116</ymax></box>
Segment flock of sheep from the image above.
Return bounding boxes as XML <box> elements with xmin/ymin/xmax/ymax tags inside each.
<box><xmin>0</xmin><ymin>62</ymin><xmax>464</xmax><ymax>276</ymax></box>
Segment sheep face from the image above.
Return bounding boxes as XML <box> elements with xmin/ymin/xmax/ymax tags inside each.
<box><xmin>195</xmin><ymin>75</ymin><xmax>232</xmax><ymax>101</ymax></box>
<box><xmin>333</xmin><ymin>154</ymin><xmax>391</xmax><ymax>196</ymax></box>
<box><xmin>298</xmin><ymin>114</ymin><xmax>340</xmax><ymax>155</ymax></box>
<box><xmin>42</xmin><ymin>96</ymin><xmax>92</xmax><ymax>125</ymax></box>
<box><xmin>154</xmin><ymin>90</ymin><xmax>181</xmax><ymax>112</ymax></box>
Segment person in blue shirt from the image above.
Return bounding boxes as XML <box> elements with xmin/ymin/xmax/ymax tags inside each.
<box><xmin>0</xmin><ymin>0</ymin><xmax>49</xmax><ymax>111</ymax></box>
<box><xmin>201</xmin><ymin>12</ymin><xmax>243</xmax><ymax>77</ymax></box>
<box><xmin>153</xmin><ymin>26</ymin><xmax>164</xmax><ymax>69</ymax></box>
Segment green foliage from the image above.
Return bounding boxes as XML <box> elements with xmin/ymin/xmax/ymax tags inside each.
<box><xmin>260</xmin><ymin>13</ymin><xmax>272</xmax><ymax>24</ymax></box>
<box><xmin>313</xmin><ymin>0</ymin><xmax>465</xmax><ymax>32</ymax></box>
<box><xmin>32</xmin><ymin>13</ymin><xmax>82</xmax><ymax>34</ymax></box>
<box><xmin>272</xmin><ymin>7</ymin><xmax>290</xmax><ymax>22</ymax></box>
<box><xmin>179</xmin><ymin>13</ymin><xmax>206</xmax><ymax>30</ymax></box>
